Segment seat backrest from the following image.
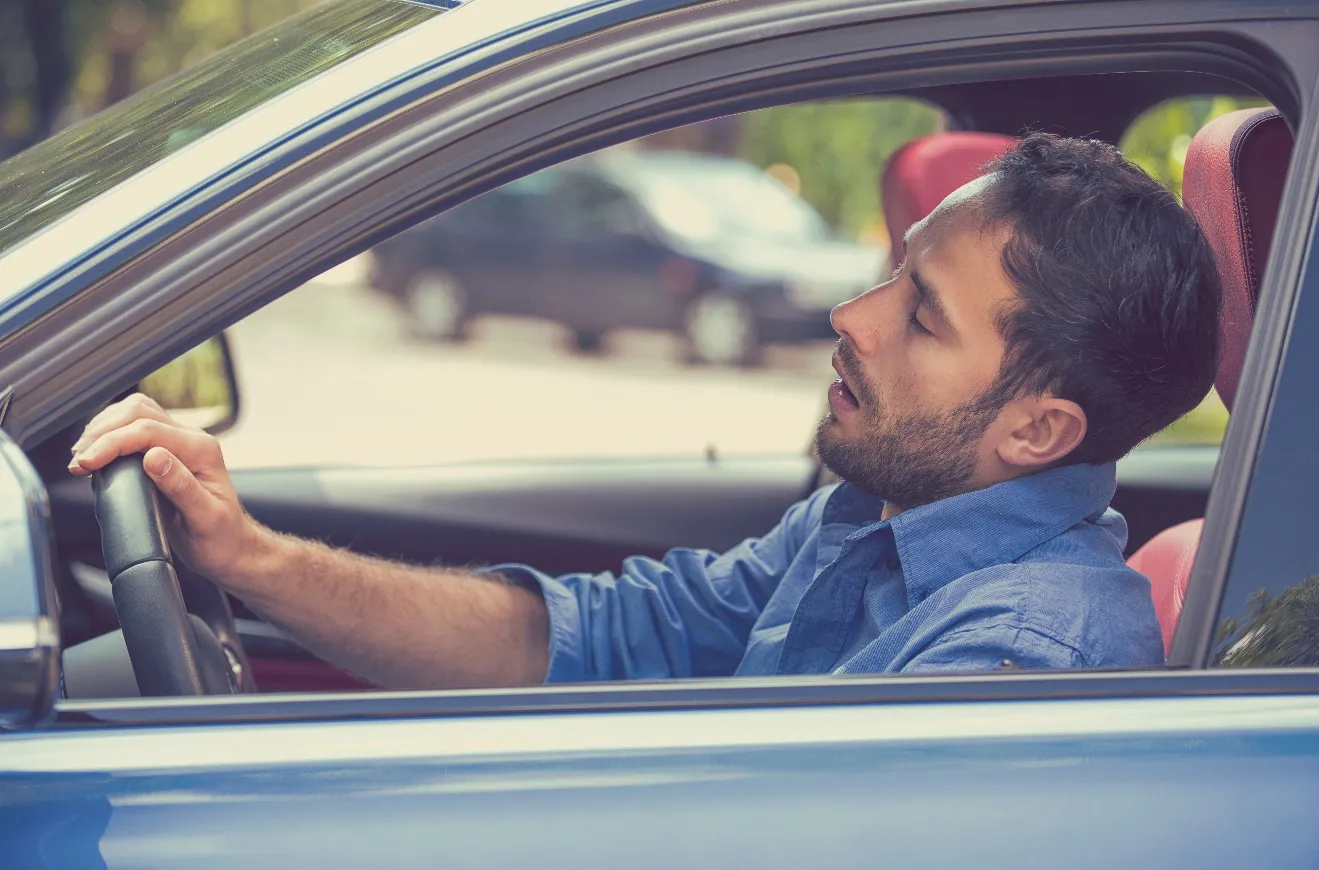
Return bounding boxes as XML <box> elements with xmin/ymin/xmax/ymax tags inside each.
<box><xmin>1126</xmin><ymin>519</ymin><xmax>1204</xmax><ymax>656</ymax></box>
<box><xmin>1182</xmin><ymin>108</ymin><xmax>1293</xmax><ymax>411</ymax></box>
<box><xmin>881</xmin><ymin>132</ymin><xmax>1014</xmax><ymax>265</ymax></box>
<box><xmin>1126</xmin><ymin>107</ymin><xmax>1293</xmax><ymax>654</ymax></box>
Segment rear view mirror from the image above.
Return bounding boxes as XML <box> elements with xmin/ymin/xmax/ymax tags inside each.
<box><xmin>138</xmin><ymin>334</ymin><xmax>240</xmax><ymax>434</ymax></box>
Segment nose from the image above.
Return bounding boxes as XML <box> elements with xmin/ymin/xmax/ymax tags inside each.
<box><xmin>830</xmin><ymin>281</ymin><xmax>895</xmax><ymax>354</ymax></box>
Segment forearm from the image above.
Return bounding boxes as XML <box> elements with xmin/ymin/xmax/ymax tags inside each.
<box><xmin>221</xmin><ymin>525</ymin><xmax>551</xmax><ymax>690</ymax></box>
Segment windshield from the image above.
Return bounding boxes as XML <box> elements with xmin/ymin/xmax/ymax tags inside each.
<box><xmin>624</xmin><ymin>155</ymin><xmax>832</xmax><ymax>245</ymax></box>
<box><xmin>0</xmin><ymin>0</ymin><xmax>441</xmax><ymax>258</ymax></box>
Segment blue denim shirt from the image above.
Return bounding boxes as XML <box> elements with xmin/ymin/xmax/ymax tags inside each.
<box><xmin>493</xmin><ymin>462</ymin><xmax>1165</xmax><ymax>682</ymax></box>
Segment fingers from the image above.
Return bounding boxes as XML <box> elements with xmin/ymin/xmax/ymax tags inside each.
<box><xmin>69</xmin><ymin>415</ymin><xmax>222</xmax><ymax>477</ymax></box>
<box><xmin>142</xmin><ymin>446</ymin><xmax>223</xmax><ymax>530</ymax></box>
<box><xmin>71</xmin><ymin>393</ymin><xmax>172</xmax><ymax>455</ymax></box>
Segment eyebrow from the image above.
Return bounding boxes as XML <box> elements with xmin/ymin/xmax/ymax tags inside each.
<box><xmin>909</xmin><ymin>268</ymin><xmax>955</xmax><ymax>335</ymax></box>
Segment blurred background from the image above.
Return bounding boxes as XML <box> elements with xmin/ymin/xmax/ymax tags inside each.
<box><xmin>1</xmin><ymin>0</ymin><xmax>1257</xmax><ymax>468</ymax></box>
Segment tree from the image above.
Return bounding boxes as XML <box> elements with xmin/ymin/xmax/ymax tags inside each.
<box><xmin>1119</xmin><ymin>95</ymin><xmax>1269</xmax><ymax>201</ymax></box>
<box><xmin>0</xmin><ymin>0</ymin><xmax>324</xmax><ymax>155</ymax></box>
<box><xmin>739</xmin><ymin>98</ymin><xmax>944</xmax><ymax>236</ymax></box>
<box><xmin>0</xmin><ymin>0</ymin><xmax>69</xmax><ymax>153</ymax></box>
<box><xmin>1215</xmin><ymin>576</ymin><xmax>1319</xmax><ymax>667</ymax></box>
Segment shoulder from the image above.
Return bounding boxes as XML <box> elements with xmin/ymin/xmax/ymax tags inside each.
<box><xmin>922</xmin><ymin>556</ymin><xmax>1165</xmax><ymax>670</ymax></box>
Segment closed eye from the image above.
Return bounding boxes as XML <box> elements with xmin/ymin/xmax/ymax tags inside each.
<box><xmin>908</xmin><ymin>308</ymin><xmax>932</xmax><ymax>336</ymax></box>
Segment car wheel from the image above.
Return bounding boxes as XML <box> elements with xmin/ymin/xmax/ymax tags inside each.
<box><xmin>404</xmin><ymin>270</ymin><xmax>469</xmax><ymax>341</ymax></box>
<box><xmin>682</xmin><ymin>292</ymin><xmax>761</xmax><ymax>366</ymax></box>
<box><xmin>571</xmin><ymin>329</ymin><xmax>607</xmax><ymax>353</ymax></box>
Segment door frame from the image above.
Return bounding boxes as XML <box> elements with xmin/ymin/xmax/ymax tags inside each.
<box><xmin>3</xmin><ymin>0</ymin><xmax>1317</xmax><ymax>722</ymax></box>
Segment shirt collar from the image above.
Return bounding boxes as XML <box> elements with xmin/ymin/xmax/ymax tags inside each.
<box><xmin>833</xmin><ymin>462</ymin><xmax>1119</xmax><ymax>610</ymax></box>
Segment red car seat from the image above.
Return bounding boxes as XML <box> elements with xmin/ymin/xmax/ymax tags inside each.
<box><xmin>881</xmin><ymin>132</ymin><xmax>1015</xmax><ymax>265</ymax></box>
<box><xmin>1125</xmin><ymin>107</ymin><xmax>1293</xmax><ymax>655</ymax></box>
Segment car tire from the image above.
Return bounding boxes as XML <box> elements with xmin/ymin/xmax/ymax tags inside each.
<box><xmin>570</xmin><ymin>329</ymin><xmax>607</xmax><ymax>354</ymax></box>
<box><xmin>682</xmin><ymin>292</ymin><xmax>761</xmax><ymax>367</ymax></box>
<box><xmin>404</xmin><ymin>270</ymin><xmax>469</xmax><ymax>341</ymax></box>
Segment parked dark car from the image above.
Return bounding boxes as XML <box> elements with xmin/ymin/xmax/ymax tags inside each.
<box><xmin>368</xmin><ymin>148</ymin><xmax>886</xmax><ymax>365</ymax></box>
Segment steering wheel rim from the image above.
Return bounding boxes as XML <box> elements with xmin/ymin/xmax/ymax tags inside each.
<box><xmin>91</xmin><ymin>455</ymin><xmax>244</xmax><ymax>696</ymax></box>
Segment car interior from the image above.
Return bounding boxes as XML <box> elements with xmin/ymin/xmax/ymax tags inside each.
<box><xmin>47</xmin><ymin>69</ymin><xmax>1296</xmax><ymax>697</ymax></box>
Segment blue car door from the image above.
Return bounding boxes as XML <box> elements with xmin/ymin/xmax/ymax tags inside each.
<box><xmin>6</xmin><ymin>683</ymin><xmax>1319</xmax><ymax>869</ymax></box>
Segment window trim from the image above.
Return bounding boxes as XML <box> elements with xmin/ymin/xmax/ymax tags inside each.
<box><xmin>55</xmin><ymin>668</ymin><xmax>1319</xmax><ymax>729</ymax></box>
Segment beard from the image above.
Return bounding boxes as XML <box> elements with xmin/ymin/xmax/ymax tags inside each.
<box><xmin>816</xmin><ymin>345</ymin><xmax>1007</xmax><ymax>510</ymax></box>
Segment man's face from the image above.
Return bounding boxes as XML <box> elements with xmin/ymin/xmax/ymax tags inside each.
<box><xmin>817</xmin><ymin>183</ymin><xmax>1020</xmax><ymax>510</ymax></box>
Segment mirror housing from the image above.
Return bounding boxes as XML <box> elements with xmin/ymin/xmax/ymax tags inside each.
<box><xmin>0</xmin><ymin>430</ymin><xmax>60</xmax><ymax>728</ymax></box>
<box><xmin>138</xmin><ymin>333</ymin><xmax>241</xmax><ymax>434</ymax></box>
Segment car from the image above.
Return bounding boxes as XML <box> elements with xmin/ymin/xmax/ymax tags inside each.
<box><xmin>369</xmin><ymin>148</ymin><xmax>886</xmax><ymax>365</ymax></box>
<box><xmin>2</xmin><ymin>0</ymin><xmax>1319</xmax><ymax>867</ymax></box>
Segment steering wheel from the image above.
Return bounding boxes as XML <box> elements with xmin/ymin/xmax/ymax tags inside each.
<box><xmin>91</xmin><ymin>455</ymin><xmax>253</xmax><ymax>696</ymax></box>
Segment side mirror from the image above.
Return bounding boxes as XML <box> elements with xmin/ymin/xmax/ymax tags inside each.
<box><xmin>138</xmin><ymin>333</ymin><xmax>240</xmax><ymax>434</ymax></box>
<box><xmin>0</xmin><ymin>430</ymin><xmax>60</xmax><ymax>728</ymax></box>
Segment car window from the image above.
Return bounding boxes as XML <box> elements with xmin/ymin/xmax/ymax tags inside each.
<box><xmin>1211</xmin><ymin>169</ymin><xmax>1319</xmax><ymax>669</ymax></box>
<box><xmin>0</xmin><ymin>0</ymin><xmax>442</xmax><ymax>259</ymax></box>
<box><xmin>215</xmin><ymin>97</ymin><xmax>941</xmax><ymax>470</ymax></box>
<box><xmin>546</xmin><ymin>172</ymin><xmax>646</xmax><ymax>237</ymax></box>
<box><xmin>1120</xmin><ymin>95</ymin><xmax>1269</xmax><ymax>449</ymax></box>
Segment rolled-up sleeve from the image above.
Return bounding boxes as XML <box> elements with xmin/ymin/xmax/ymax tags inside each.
<box><xmin>485</xmin><ymin>494</ymin><xmax>821</xmax><ymax>684</ymax></box>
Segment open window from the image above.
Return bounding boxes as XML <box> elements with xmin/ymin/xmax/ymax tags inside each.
<box><xmin>2</xmin><ymin>0</ymin><xmax>1306</xmax><ymax>715</ymax></box>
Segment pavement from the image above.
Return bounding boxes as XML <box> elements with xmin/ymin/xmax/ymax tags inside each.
<box><xmin>216</xmin><ymin>256</ymin><xmax>838</xmax><ymax>469</ymax></box>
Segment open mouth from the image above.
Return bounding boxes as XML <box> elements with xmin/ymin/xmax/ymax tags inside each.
<box><xmin>828</xmin><ymin>378</ymin><xmax>861</xmax><ymax>414</ymax></box>
<box><xmin>828</xmin><ymin>354</ymin><xmax>861</xmax><ymax>414</ymax></box>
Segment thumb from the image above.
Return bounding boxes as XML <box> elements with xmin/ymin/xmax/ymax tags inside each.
<box><xmin>143</xmin><ymin>446</ymin><xmax>213</xmax><ymax>522</ymax></box>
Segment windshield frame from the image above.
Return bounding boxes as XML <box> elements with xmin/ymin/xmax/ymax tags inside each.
<box><xmin>0</xmin><ymin>0</ymin><xmax>445</xmax><ymax>261</ymax></box>
<box><xmin>0</xmin><ymin>0</ymin><xmax>618</xmax><ymax>309</ymax></box>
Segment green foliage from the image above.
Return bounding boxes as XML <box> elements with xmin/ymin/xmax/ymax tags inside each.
<box><xmin>140</xmin><ymin>337</ymin><xmax>233</xmax><ymax>410</ymax></box>
<box><xmin>70</xmin><ymin>0</ymin><xmax>327</xmax><ymax>105</ymax></box>
<box><xmin>735</xmin><ymin>93</ymin><xmax>1268</xmax><ymax>244</ymax></box>
<box><xmin>1</xmin><ymin>0</ymin><xmax>342</xmax><ymax>150</ymax></box>
<box><xmin>739</xmin><ymin>98</ymin><xmax>944</xmax><ymax>237</ymax></box>
<box><xmin>1216</xmin><ymin>576</ymin><xmax>1319</xmax><ymax>667</ymax></box>
<box><xmin>1118</xmin><ymin>95</ymin><xmax>1269</xmax><ymax>200</ymax></box>
<box><xmin>1148</xmin><ymin>389</ymin><xmax>1230</xmax><ymax>447</ymax></box>
<box><xmin>0</xmin><ymin>0</ymin><xmax>434</xmax><ymax>254</ymax></box>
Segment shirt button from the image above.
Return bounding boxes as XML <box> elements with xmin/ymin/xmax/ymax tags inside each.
<box><xmin>886</xmin><ymin>557</ymin><xmax>901</xmax><ymax>571</ymax></box>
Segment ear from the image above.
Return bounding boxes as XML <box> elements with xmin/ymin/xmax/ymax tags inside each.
<box><xmin>995</xmin><ymin>397</ymin><xmax>1088</xmax><ymax>468</ymax></box>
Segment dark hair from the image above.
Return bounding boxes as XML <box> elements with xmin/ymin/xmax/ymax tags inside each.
<box><xmin>978</xmin><ymin>133</ymin><xmax>1221</xmax><ymax>464</ymax></box>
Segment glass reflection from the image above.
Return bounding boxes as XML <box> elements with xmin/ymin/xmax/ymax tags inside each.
<box><xmin>1216</xmin><ymin>575</ymin><xmax>1319</xmax><ymax>667</ymax></box>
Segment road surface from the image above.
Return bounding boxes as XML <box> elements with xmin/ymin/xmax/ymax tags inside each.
<box><xmin>217</xmin><ymin>258</ymin><xmax>838</xmax><ymax>470</ymax></box>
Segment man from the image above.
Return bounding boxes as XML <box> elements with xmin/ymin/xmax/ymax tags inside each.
<box><xmin>68</xmin><ymin>134</ymin><xmax>1220</xmax><ymax>688</ymax></box>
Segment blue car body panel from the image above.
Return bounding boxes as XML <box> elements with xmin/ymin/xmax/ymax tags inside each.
<box><xmin>5</xmin><ymin>694</ymin><xmax>1319</xmax><ymax>868</ymax></box>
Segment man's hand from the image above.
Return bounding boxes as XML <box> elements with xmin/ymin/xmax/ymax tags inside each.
<box><xmin>68</xmin><ymin>393</ymin><xmax>550</xmax><ymax>690</ymax></box>
<box><xmin>68</xmin><ymin>393</ymin><xmax>266</xmax><ymax>584</ymax></box>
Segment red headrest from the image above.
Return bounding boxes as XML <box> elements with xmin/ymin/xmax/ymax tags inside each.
<box><xmin>881</xmin><ymin>132</ymin><xmax>1016</xmax><ymax>264</ymax></box>
<box><xmin>1181</xmin><ymin>108</ymin><xmax>1293</xmax><ymax>411</ymax></box>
